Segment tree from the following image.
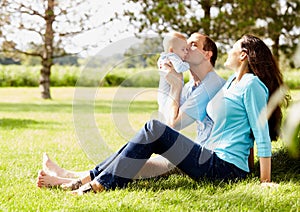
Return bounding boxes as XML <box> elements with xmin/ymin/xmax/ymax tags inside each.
<box><xmin>123</xmin><ymin>0</ymin><xmax>300</xmax><ymax>65</ymax></box>
<box><xmin>223</xmin><ymin>0</ymin><xmax>300</xmax><ymax>65</ymax></box>
<box><xmin>123</xmin><ymin>37</ymin><xmax>162</xmax><ymax>68</ymax></box>
<box><xmin>0</xmin><ymin>0</ymin><xmax>110</xmax><ymax>99</ymax></box>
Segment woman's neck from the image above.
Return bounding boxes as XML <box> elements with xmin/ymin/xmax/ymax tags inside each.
<box><xmin>235</xmin><ymin>61</ymin><xmax>249</xmax><ymax>82</ymax></box>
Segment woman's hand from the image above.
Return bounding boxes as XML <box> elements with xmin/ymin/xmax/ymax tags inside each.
<box><xmin>261</xmin><ymin>182</ymin><xmax>279</xmax><ymax>188</ymax></box>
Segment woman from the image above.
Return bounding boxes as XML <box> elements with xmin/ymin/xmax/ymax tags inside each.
<box><xmin>38</xmin><ymin>34</ymin><xmax>287</xmax><ymax>194</ymax></box>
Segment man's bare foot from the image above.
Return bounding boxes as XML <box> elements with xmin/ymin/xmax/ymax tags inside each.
<box><xmin>42</xmin><ymin>153</ymin><xmax>67</xmax><ymax>177</ymax></box>
<box><xmin>36</xmin><ymin>170</ymin><xmax>73</xmax><ymax>188</ymax></box>
<box><xmin>42</xmin><ymin>153</ymin><xmax>88</xmax><ymax>178</ymax></box>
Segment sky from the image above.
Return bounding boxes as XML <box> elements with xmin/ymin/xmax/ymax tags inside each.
<box><xmin>4</xmin><ymin>0</ymin><xmax>299</xmax><ymax>65</ymax></box>
<box><xmin>71</xmin><ymin>0</ymin><xmax>143</xmax><ymax>57</ymax></box>
<box><xmin>4</xmin><ymin>0</ymin><xmax>142</xmax><ymax>58</ymax></box>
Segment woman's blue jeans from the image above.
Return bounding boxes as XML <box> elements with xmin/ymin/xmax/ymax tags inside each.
<box><xmin>90</xmin><ymin>120</ymin><xmax>247</xmax><ymax>190</ymax></box>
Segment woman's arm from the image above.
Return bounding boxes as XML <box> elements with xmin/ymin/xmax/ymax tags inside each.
<box><xmin>260</xmin><ymin>157</ymin><xmax>279</xmax><ymax>187</ymax></box>
<box><xmin>259</xmin><ymin>157</ymin><xmax>271</xmax><ymax>182</ymax></box>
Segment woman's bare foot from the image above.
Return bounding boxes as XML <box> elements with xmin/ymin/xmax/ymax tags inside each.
<box><xmin>36</xmin><ymin>170</ymin><xmax>73</xmax><ymax>188</ymax></box>
<box><xmin>61</xmin><ymin>179</ymin><xmax>83</xmax><ymax>191</ymax></box>
<box><xmin>70</xmin><ymin>182</ymin><xmax>105</xmax><ymax>195</ymax></box>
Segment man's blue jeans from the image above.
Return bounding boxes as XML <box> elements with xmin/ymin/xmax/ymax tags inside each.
<box><xmin>90</xmin><ymin>120</ymin><xmax>247</xmax><ymax>190</ymax></box>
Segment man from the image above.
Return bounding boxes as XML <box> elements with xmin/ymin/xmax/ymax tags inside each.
<box><xmin>37</xmin><ymin>33</ymin><xmax>225</xmax><ymax>190</ymax></box>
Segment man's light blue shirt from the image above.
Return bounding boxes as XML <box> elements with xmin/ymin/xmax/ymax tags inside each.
<box><xmin>180</xmin><ymin>71</ymin><xmax>226</xmax><ymax>144</ymax></box>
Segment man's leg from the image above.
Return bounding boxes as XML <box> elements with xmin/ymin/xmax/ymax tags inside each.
<box><xmin>42</xmin><ymin>153</ymin><xmax>89</xmax><ymax>178</ymax></box>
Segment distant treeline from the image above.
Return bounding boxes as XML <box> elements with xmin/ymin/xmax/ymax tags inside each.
<box><xmin>0</xmin><ymin>65</ymin><xmax>300</xmax><ymax>89</ymax></box>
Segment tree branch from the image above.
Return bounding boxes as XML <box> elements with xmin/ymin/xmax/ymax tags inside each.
<box><xmin>1</xmin><ymin>48</ymin><xmax>42</xmax><ymax>58</ymax></box>
<box><xmin>19</xmin><ymin>24</ymin><xmax>44</xmax><ymax>38</ymax></box>
<box><xmin>58</xmin><ymin>18</ymin><xmax>113</xmax><ymax>37</ymax></box>
<box><xmin>19</xmin><ymin>3</ymin><xmax>44</xmax><ymax>19</ymax></box>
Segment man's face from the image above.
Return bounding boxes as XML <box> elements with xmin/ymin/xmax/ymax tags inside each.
<box><xmin>185</xmin><ymin>34</ymin><xmax>206</xmax><ymax>65</ymax></box>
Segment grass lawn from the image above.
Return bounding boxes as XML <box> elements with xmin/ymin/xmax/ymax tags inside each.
<box><xmin>0</xmin><ymin>87</ymin><xmax>299</xmax><ymax>211</ymax></box>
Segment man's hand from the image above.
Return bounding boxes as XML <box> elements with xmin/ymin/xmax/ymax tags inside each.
<box><xmin>162</xmin><ymin>61</ymin><xmax>183</xmax><ymax>86</ymax></box>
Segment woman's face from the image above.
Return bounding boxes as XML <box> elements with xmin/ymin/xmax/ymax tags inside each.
<box><xmin>224</xmin><ymin>39</ymin><xmax>243</xmax><ymax>70</ymax></box>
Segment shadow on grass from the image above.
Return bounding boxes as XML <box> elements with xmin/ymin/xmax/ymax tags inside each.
<box><xmin>128</xmin><ymin>171</ymin><xmax>247</xmax><ymax>193</ymax></box>
<box><xmin>0</xmin><ymin>118</ymin><xmax>60</xmax><ymax>129</ymax></box>
<box><xmin>0</xmin><ymin>101</ymin><xmax>158</xmax><ymax>114</ymax></box>
<box><xmin>0</xmin><ymin>103</ymin><xmax>73</xmax><ymax>113</ymax></box>
<box><xmin>250</xmin><ymin>148</ymin><xmax>300</xmax><ymax>182</ymax></box>
<box><xmin>271</xmin><ymin>149</ymin><xmax>300</xmax><ymax>181</ymax></box>
<box><xmin>128</xmin><ymin>148</ymin><xmax>300</xmax><ymax>192</ymax></box>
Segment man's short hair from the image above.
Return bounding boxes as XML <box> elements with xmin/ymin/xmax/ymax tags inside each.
<box><xmin>192</xmin><ymin>32</ymin><xmax>218</xmax><ymax>67</ymax></box>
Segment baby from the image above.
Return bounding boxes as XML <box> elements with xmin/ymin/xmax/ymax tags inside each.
<box><xmin>157</xmin><ymin>32</ymin><xmax>190</xmax><ymax>121</ymax></box>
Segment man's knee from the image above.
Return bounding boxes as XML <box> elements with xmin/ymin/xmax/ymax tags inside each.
<box><xmin>145</xmin><ymin>119</ymin><xmax>164</xmax><ymax>132</ymax></box>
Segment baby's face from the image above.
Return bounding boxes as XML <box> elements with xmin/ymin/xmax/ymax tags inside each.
<box><xmin>172</xmin><ymin>39</ymin><xmax>188</xmax><ymax>60</ymax></box>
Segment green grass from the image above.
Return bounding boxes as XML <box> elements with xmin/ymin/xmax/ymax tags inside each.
<box><xmin>0</xmin><ymin>87</ymin><xmax>300</xmax><ymax>211</ymax></box>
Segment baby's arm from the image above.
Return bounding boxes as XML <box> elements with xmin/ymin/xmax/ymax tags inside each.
<box><xmin>168</xmin><ymin>53</ymin><xmax>190</xmax><ymax>73</ymax></box>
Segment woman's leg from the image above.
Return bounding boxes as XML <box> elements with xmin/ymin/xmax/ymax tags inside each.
<box><xmin>90</xmin><ymin>120</ymin><xmax>202</xmax><ymax>190</ymax></box>
<box><xmin>74</xmin><ymin>120</ymin><xmax>247</xmax><ymax>194</ymax></box>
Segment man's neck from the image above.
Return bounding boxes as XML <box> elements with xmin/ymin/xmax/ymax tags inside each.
<box><xmin>190</xmin><ymin>63</ymin><xmax>213</xmax><ymax>83</ymax></box>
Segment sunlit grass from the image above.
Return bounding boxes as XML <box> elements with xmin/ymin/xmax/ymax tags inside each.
<box><xmin>0</xmin><ymin>87</ymin><xmax>299</xmax><ymax>211</ymax></box>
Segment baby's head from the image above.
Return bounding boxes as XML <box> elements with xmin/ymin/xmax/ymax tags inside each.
<box><xmin>163</xmin><ymin>32</ymin><xmax>188</xmax><ymax>60</ymax></box>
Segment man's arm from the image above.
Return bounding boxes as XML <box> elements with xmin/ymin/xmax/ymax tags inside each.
<box><xmin>164</xmin><ymin>70</ymin><xmax>182</xmax><ymax>127</ymax></box>
<box><xmin>170</xmin><ymin>110</ymin><xmax>195</xmax><ymax>131</ymax></box>
<box><xmin>162</xmin><ymin>62</ymin><xmax>191</xmax><ymax>129</ymax></box>
<box><xmin>162</xmin><ymin>62</ymin><xmax>198</xmax><ymax>130</ymax></box>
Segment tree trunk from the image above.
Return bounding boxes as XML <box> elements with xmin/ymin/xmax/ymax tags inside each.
<box><xmin>272</xmin><ymin>35</ymin><xmax>280</xmax><ymax>66</ymax></box>
<box><xmin>202</xmin><ymin>0</ymin><xmax>211</xmax><ymax>36</ymax></box>
<box><xmin>40</xmin><ymin>0</ymin><xmax>55</xmax><ymax>99</ymax></box>
<box><xmin>40</xmin><ymin>63</ymin><xmax>52</xmax><ymax>99</ymax></box>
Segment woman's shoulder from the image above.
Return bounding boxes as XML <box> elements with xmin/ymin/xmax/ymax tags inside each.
<box><xmin>243</xmin><ymin>74</ymin><xmax>268</xmax><ymax>94</ymax></box>
<box><xmin>243</xmin><ymin>73</ymin><xmax>265</xmax><ymax>85</ymax></box>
